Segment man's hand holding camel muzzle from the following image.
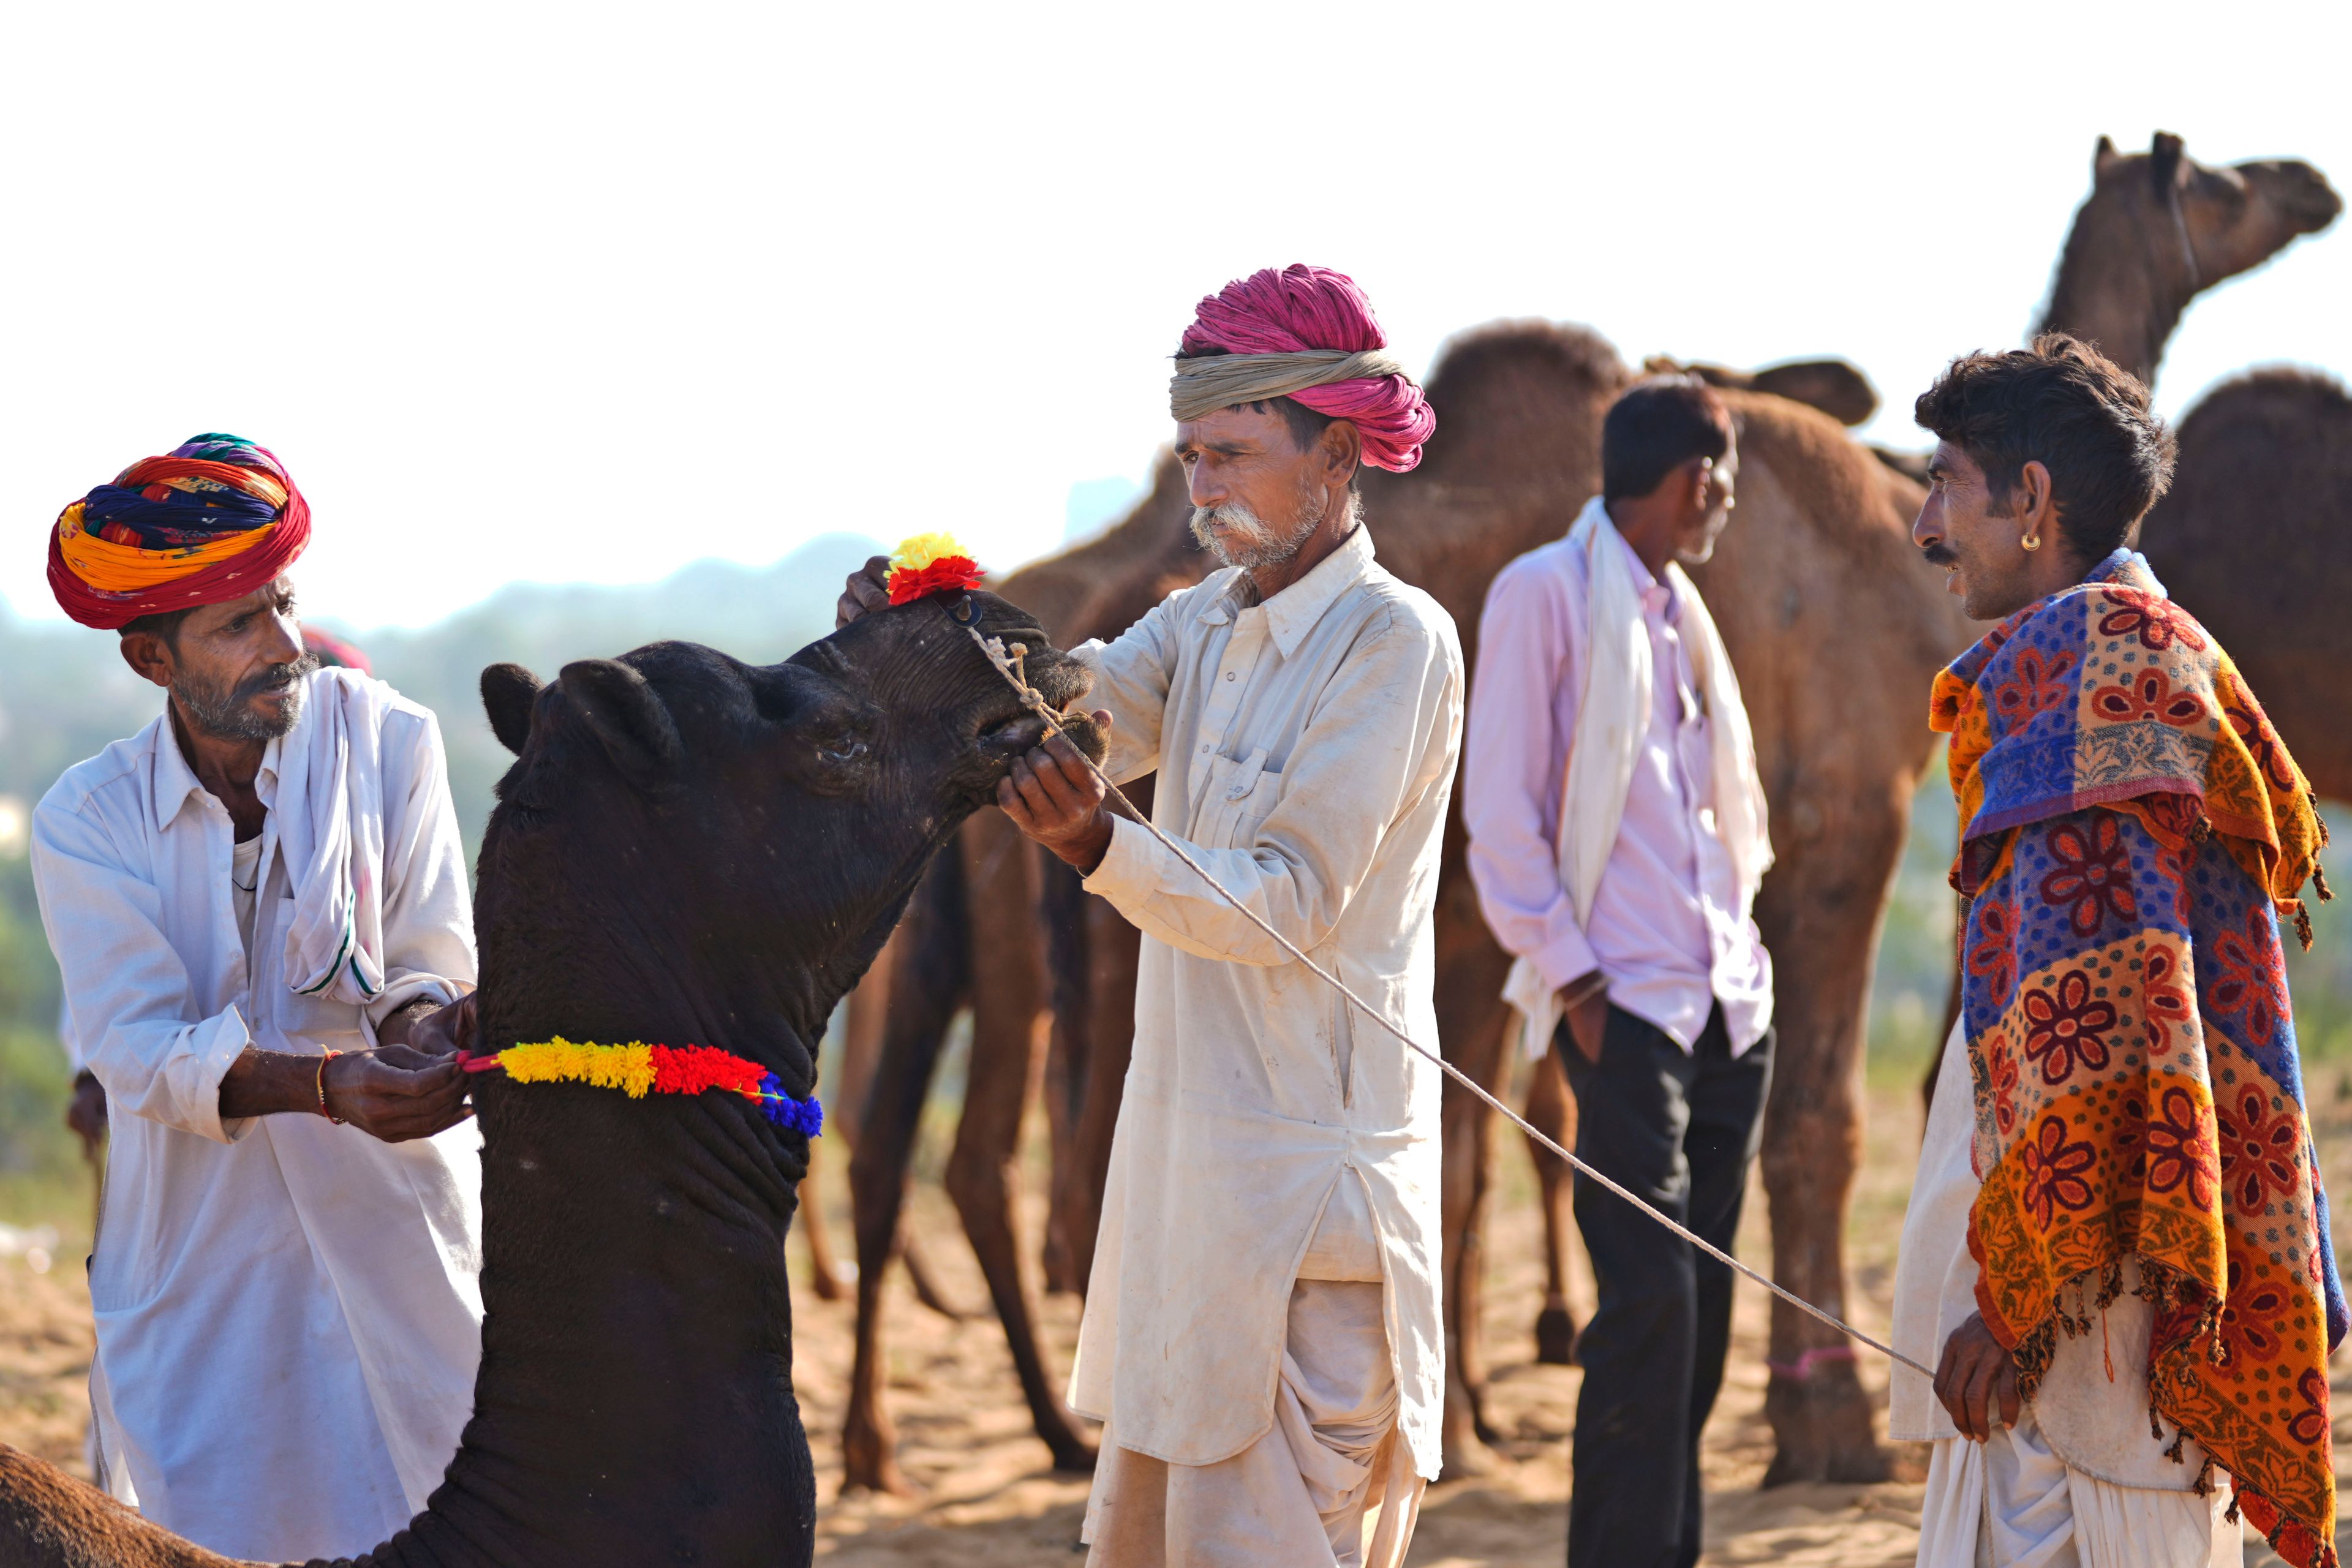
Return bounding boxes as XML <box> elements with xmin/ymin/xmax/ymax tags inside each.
<box><xmin>999</xmin><ymin>713</ymin><xmax>1117</xmax><ymax>873</ymax></box>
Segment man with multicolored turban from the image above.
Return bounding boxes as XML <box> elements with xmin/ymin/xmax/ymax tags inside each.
<box><xmin>840</xmin><ymin>265</ymin><xmax>1453</xmax><ymax>1566</ymax></box>
<box><xmin>1890</xmin><ymin>339</ymin><xmax>2344</xmax><ymax>1567</ymax></box>
<box><xmin>32</xmin><ymin>435</ymin><xmax>485</xmax><ymax>1561</ymax></box>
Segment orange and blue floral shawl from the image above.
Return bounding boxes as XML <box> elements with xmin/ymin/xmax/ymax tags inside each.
<box><xmin>1931</xmin><ymin>549</ymin><xmax>2342</xmax><ymax>1567</ymax></box>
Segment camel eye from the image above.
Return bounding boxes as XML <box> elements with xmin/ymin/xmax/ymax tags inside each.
<box><xmin>818</xmin><ymin>738</ymin><xmax>869</xmax><ymax>765</ymax></box>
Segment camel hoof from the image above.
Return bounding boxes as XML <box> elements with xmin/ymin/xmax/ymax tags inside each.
<box><xmin>1761</xmin><ymin>1439</ymin><xmax>1897</xmax><ymax>1488</ymax></box>
<box><xmin>1532</xmin><ymin>1304</ymin><xmax>1578</xmax><ymax>1366</ymax></box>
<box><xmin>840</xmin><ymin>1457</ymin><xmax>916</xmax><ymax>1498</ymax></box>
<box><xmin>842</xmin><ymin>1416</ymin><xmax>913</xmax><ymax>1498</ymax></box>
<box><xmin>1439</xmin><ymin>1433</ymin><xmax>1502</xmax><ymax>1480</ymax></box>
<box><xmin>807</xmin><ymin>1267</ymin><xmax>852</xmax><ymax>1303</ymax></box>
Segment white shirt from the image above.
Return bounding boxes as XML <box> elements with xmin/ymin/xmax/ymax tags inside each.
<box><xmin>31</xmin><ymin>676</ymin><xmax>484</xmax><ymax>1561</ymax></box>
<box><xmin>1066</xmin><ymin>527</ymin><xmax>1463</xmax><ymax>1482</ymax></box>
<box><xmin>1463</xmin><ymin>520</ymin><xmax>1772</xmax><ymax>1052</ymax></box>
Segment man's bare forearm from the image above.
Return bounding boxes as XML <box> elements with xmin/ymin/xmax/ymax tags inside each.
<box><xmin>374</xmin><ymin>995</ymin><xmax>442</xmax><ymax>1052</ymax></box>
<box><xmin>218</xmin><ymin>1047</ymin><xmax>331</xmax><ymax>1120</ymax></box>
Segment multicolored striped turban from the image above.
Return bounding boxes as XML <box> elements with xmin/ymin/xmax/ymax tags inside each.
<box><xmin>48</xmin><ymin>433</ymin><xmax>312</xmax><ymax>630</ymax></box>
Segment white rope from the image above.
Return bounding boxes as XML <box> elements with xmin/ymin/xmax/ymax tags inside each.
<box><xmin>966</xmin><ymin>617</ymin><xmax>1934</xmax><ymax>1382</ymax></box>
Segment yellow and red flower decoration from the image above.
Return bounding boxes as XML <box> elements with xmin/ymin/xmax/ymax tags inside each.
<box><xmin>458</xmin><ymin>1038</ymin><xmax>822</xmax><ymax>1136</ymax></box>
<box><xmin>886</xmin><ymin>531</ymin><xmax>982</xmax><ymax>605</ymax></box>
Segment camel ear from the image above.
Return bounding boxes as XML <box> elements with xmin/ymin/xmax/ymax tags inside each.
<box><xmin>559</xmin><ymin>658</ymin><xmax>683</xmax><ymax>790</ymax></box>
<box><xmin>2151</xmin><ymin>131</ymin><xmax>2188</xmax><ymax>195</ymax></box>
<box><xmin>2095</xmin><ymin>134</ymin><xmax>2122</xmax><ymax>179</ymax></box>
<box><xmin>480</xmin><ymin>663</ymin><xmax>543</xmax><ymax>755</ymax></box>
<box><xmin>1747</xmin><ymin>359</ymin><xmax>1879</xmax><ymax>427</ymax></box>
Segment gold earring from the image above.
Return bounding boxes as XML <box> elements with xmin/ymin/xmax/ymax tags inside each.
<box><xmin>2021</xmin><ymin>532</ymin><xmax>2041</xmax><ymax>552</ymax></box>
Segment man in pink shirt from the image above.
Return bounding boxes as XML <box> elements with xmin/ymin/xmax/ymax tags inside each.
<box><xmin>1463</xmin><ymin>375</ymin><xmax>1775</xmax><ymax>1568</ymax></box>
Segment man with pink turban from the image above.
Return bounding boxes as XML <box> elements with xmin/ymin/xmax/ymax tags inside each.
<box><xmin>840</xmin><ymin>263</ymin><xmax>1455</xmax><ymax>1565</ymax></box>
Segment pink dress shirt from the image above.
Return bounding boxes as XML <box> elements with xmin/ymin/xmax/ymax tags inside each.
<box><xmin>1462</xmin><ymin>515</ymin><xmax>1772</xmax><ymax>1054</ymax></box>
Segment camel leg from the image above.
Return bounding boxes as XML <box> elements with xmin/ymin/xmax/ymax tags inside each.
<box><xmin>1065</xmin><ymin>894</ymin><xmax>1139</xmax><ymax>1293</ymax></box>
<box><xmin>1431</xmin><ymin>872</ymin><xmax>1515</xmax><ymax>1476</ymax></box>
<box><xmin>1061</xmin><ymin>777</ymin><xmax>1153</xmax><ymax>1296</ymax></box>
<box><xmin>1755</xmin><ymin>791</ymin><xmax>1908</xmax><ymax>1487</ymax></box>
<box><xmin>941</xmin><ymin>813</ymin><xmax>1097</xmax><ymax>1472</ymax></box>
<box><xmin>1038</xmin><ymin>853</ymin><xmax>1092</xmax><ymax>1296</ymax></box>
<box><xmin>1919</xmin><ymin>899</ymin><xmax>1966</xmax><ymax>1123</ymax></box>
<box><xmin>831</xmin><ymin>907</ymin><xmax>977</xmax><ymax>1324</ymax></box>
<box><xmin>843</xmin><ymin>848</ymin><xmax>971</xmax><ymax>1496</ymax></box>
<box><xmin>796</xmin><ymin>1163</ymin><xmax>848</xmax><ymax>1302</ymax></box>
<box><xmin>1523</xmin><ymin>1046</ymin><xmax>1580</xmax><ymax>1365</ymax></box>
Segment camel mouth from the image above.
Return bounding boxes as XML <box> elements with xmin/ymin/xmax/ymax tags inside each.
<box><xmin>978</xmin><ymin>710</ymin><xmax>1052</xmax><ymax>760</ymax></box>
<box><xmin>975</xmin><ymin>706</ymin><xmax>1107</xmax><ymax>766</ymax></box>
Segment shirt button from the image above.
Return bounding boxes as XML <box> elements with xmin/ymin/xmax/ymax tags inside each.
<box><xmin>1226</xmin><ymin>671</ymin><xmax>1237</xmax><ymax>681</ymax></box>
<box><xmin>1199</xmin><ymin>744</ymin><xmax>1210</xmax><ymax>753</ymax></box>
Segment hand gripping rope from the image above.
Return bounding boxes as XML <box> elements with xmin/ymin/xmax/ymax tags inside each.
<box><xmin>957</xmin><ymin>606</ymin><xmax>1935</xmax><ymax>1382</ymax></box>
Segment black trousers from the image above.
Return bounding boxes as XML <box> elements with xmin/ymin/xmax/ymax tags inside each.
<box><xmin>1559</xmin><ymin>1002</ymin><xmax>1771</xmax><ymax>1568</ymax></box>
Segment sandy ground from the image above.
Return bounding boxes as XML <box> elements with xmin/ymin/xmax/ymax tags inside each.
<box><xmin>6</xmin><ymin>1072</ymin><xmax>2351</xmax><ymax>1564</ymax></box>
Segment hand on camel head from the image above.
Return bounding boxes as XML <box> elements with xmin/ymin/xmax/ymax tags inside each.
<box><xmin>1934</xmin><ymin>1310</ymin><xmax>2021</xmax><ymax>1442</ymax></box>
<box><xmin>999</xmin><ymin>717</ymin><xmax>1119</xmax><ymax>873</ymax></box>
<box><xmin>837</xmin><ymin>555</ymin><xmax>893</xmax><ymax>628</ymax></box>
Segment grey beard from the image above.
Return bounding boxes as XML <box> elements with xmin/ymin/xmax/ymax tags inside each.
<box><xmin>174</xmin><ymin>654</ymin><xmax>321</xmax><ymax>742</ymax></box>
<box><xmin>1189</xmin><ymin>481</ymin><xmax>1332</xmax><ymax>571</ymax></box>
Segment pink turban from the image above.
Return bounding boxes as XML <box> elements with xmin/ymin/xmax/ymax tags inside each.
<box><xmin>1173</xmin><ymin>264</ymin><xmax>1436</xmax><ymax>473</ymax></box>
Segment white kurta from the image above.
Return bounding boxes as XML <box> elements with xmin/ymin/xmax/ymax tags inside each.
<box><xmin>31</xmin><ymin>673</ymin><xmax>484</xmax><ymax>1562</ymax></box>
<box><xmin>1894</xmin><ymin>1023</ymin><xmax>2240</xmax><ymax>1567</ymax></box>
<box><xmin>1068</xmin><ymin>526</ymin><xmax>1463</xmax><ymax>1483</ymax></box>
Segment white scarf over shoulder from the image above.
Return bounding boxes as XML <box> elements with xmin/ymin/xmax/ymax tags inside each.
<box><xmin>274</xmin><ymin>666</ymin><xmax>398</xmax><ymax>1006</ymax></box>
<box><xmin>1502</xmin><ymin>495</ymin><xmax>1773</xmax><ymax>1058</ymax></box>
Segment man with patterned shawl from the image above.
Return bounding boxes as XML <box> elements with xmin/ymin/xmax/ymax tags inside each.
<box><xmin>837</xmin><ymin>264</ymin><xmax>1458</xmax><ymax>1566</ymax></box>
<box><xmin>32</xmin><ymin>436</ymin><xmax>484</xmax><ymax>1561</ymax></box>
<box><xmin>1890</xmin><ymin>337</ymin><xmax>2343</xmax><ymax>1567</ymax></box>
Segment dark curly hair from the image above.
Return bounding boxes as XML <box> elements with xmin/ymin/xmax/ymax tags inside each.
<box><xmin>1913</xmin><ymin>333</ymin><xmax>2177</xmax><ymax>562</ymax></box>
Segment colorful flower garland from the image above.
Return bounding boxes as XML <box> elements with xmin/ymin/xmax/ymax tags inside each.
<box><xmin>458</xmin><ymin>1039</ymin><xmax>823</xmax><ymax>1136</ymax></box>
<box><xmin>886</xmin><ymin>531</ymin><xmax>983</xmax><ymax>604</ymax></box>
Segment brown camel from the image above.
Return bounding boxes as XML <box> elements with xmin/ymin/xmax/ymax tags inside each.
<box><xmin>2035</xmin><ymin>132</ymin><xmax>2345</xmax><ymax>799</ymax></box>
<box><xmin>834</xmin><ymin>323</ymin><xmax>1977</xmax><ymax>1490</ymax></box>
<box><xmin>2039</xmin><ymin>132</ymin><xmax>2339</xmax><ymax>390</ymax></box>
<box><xmin>1913</xmin><ymin>134</ymin><xmax>2346</xmax><ymax>1114</ymax></box>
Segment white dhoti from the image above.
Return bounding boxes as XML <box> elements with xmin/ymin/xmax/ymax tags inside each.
<box><xmin>1918</xmin><ymin>1401</ymin><xmax>2240</xmax><ymax>1567</ymax></box>
<box><xmin>1898</xmin><ymin>1022</ymin><xmax>2243</xmax><ymax>1568</ymax></box>
<box><xmin>1081</xmin><ymin>1280</ymin><xmax>1425</xmax><ymax>1567</ymax></box>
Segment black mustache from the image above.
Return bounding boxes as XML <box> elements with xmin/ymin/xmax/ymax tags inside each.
<box><xmin>1921</xmin><ymin>543</ymin><xmax>1958</xmax><ymax>567</ymax></box>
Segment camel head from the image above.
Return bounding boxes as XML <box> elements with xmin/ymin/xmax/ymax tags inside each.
<box><xmin>2043</xmin><ymin>132</ymin><xmax>2340</xmax><ymax>385</ymax></box>
<box><xmin>471</xmin><ymin>589</ymin><xmax>1099</xmax><ymax>1051</ymax></box>
<box><xmin>2096</xmin><ymin>131</ymin><xmax>2340</xmax><ymax>288</ymax></box>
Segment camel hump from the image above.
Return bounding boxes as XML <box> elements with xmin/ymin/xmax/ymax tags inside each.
<box><xmin>0</xmin><ymin>1443</ymin><xmax>243</xmax><ymax>1567</ymax></box>
<box><xmin>1647</xmin><ymin>355</ymin><xmax>1880</xmax><ymax>428</ymax></box>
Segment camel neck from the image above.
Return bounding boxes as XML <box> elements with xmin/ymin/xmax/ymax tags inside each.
<box><xmin>348</xmin><ymin>1063</ymin><xmax>816</xmax><ymax>1566</ymax></box>
<box><xmin>2041</xmin><ymin>201</ymin><xmax>2192</xmax><ymax>388</ymax></box>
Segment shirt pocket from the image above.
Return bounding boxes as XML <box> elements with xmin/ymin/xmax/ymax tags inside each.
<box><xmin>1200</xmin><ymin>746</ymin><xmax>1283</xmax><ymax>852</ymax></box>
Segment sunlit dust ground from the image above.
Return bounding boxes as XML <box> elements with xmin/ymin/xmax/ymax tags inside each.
<box><xmin>7</xmin><ymin>1068</ymin><xmax>2352</xmax><ymax>1564</ymax></box>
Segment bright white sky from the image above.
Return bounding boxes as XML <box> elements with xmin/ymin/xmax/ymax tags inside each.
<box><xmin>3</xmin><ymin>1</ymin><xmax>2346</xmax><ymax>629</ymax></box>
